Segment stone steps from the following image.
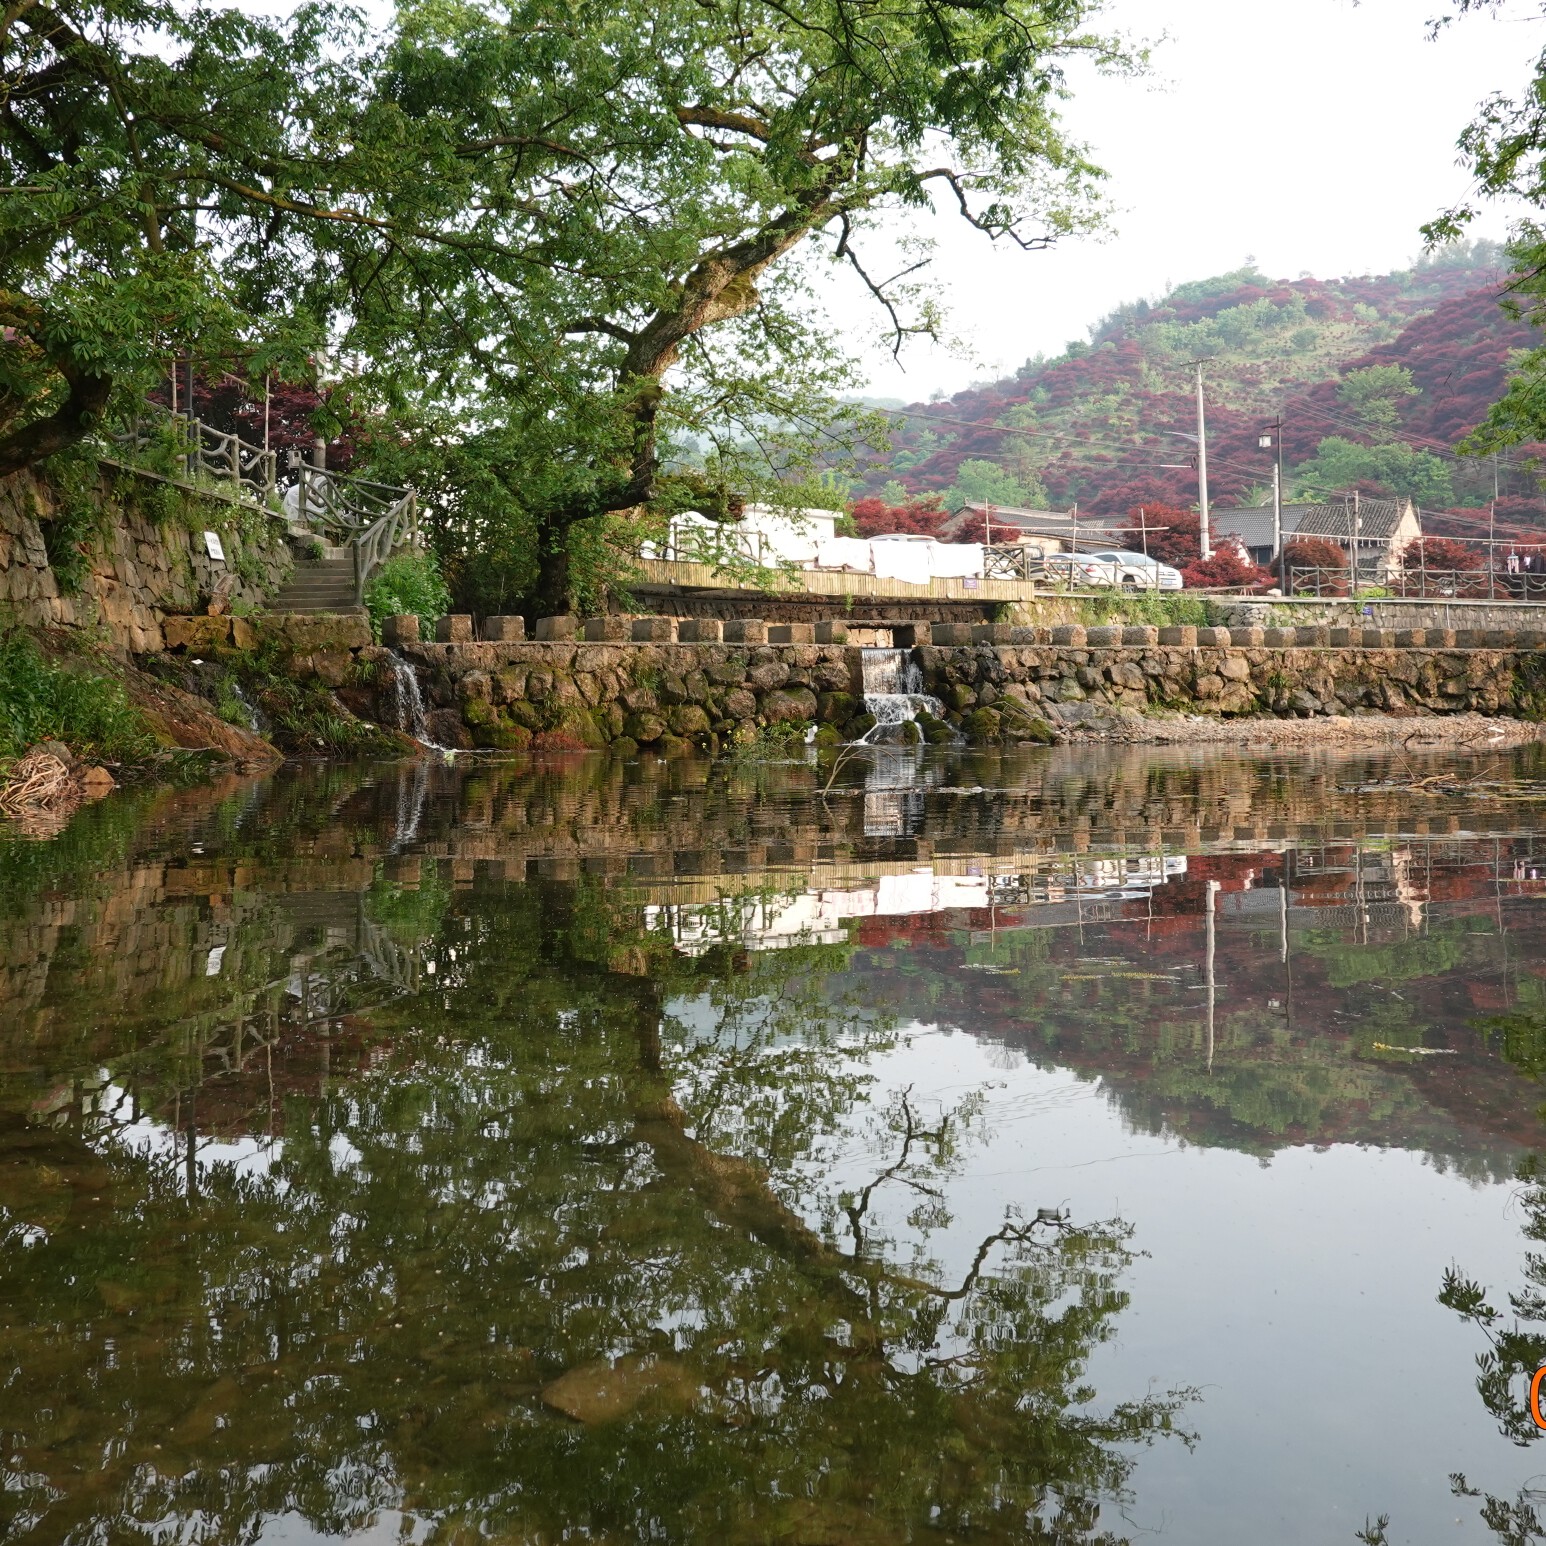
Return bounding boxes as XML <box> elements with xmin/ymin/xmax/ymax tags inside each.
<box><xmin>270</xmin><ymin>558</ymin><xmax>359</xmax><ymax>615</ymax></box>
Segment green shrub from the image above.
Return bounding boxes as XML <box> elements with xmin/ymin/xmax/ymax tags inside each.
<box><xmin>37</xmin><ymin>448</ymin><xmax>108</xmax><ymax>597</ymax></box>
<box><xmin>1079</xmin><ymin>592</ymin><xmax>1217</xmax><ymax>628</ymax></box>
<box><xmin>0</xmin><ymin>631</ymin><xmax>155</xmax><ymax>763</ymax></box>
<box><xmin>364</xmin><ymin>550</ymin><xmax>452</xmax><ymax>639</ymax></box>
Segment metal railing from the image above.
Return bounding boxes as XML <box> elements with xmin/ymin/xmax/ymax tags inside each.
<box><xmin>1286</xmin><ymin>565</ymin><xmax>1546</xmax><ymax>601</ymax></box>
<box><xmin>107</xmin><ymin>403</ymin><xmax>419</xmax><ymax>605</ymax></box>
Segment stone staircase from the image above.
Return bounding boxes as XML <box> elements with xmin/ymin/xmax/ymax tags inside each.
<box><xmin>269</xmin><ymin>553</ymin><xmax>362</xmax><ymax>614</ymax></box>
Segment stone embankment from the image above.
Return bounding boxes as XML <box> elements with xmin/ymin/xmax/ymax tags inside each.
<box><xmin>179</xmin><ymin>612</ymin><xmax>1546</xmax><ymax>752</ymax></box>
<box><xmin>0</xmin><ymin>466</ymin><xmax>293</xmax><ymax>652</ymax></box>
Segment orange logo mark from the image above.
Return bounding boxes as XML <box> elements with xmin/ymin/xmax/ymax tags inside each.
<box><xmin>1530</xmin><ymin>1367</ymin><xmax>1546</xmax><ymax>1431</ymax></box>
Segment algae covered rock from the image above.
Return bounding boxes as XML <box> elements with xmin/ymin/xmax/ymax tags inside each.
<box><xmin>759</xmin><ymin>687</ymin><xmax>818</xmax><ymax>724</ymax></box>
<box><xmin>962</xmin><ymin>706</ymin><xmax>1003</xmax><ymax>745</ymax></box>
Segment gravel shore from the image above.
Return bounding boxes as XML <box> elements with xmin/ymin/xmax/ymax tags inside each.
<box><xmin>1064</xmin><ymin>711</ymin><xmax>1546</xmax><ymax>749</ymax></box>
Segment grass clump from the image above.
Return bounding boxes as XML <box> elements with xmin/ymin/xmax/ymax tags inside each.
<box><xmin>0</xmin><ymin>630</ymin><xmax>154</xmax><ymax>763</ymax></box>
<box><xmin>1079</xmin><ymin>592</ymin><xmax>1219</xmax><ymax>628</ymax></box>
<box><xmin>365</xmin><ymin>550</ymin><xmax>452</xmax><ymax>639</ymax></box>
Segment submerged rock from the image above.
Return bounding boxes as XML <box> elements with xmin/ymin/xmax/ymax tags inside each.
<box><xmin>541</xmin><ymin>1354</ymin><xmax>701</xmax><ymax>1425</ymax></box>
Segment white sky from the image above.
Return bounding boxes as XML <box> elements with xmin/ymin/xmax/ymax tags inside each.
<box><xmin>836</xmin><ymin>0</ymin><xmax>1546</xmax><ymax>401</ymax></box>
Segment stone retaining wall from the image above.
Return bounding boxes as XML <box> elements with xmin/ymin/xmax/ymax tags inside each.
<box><xmin>917</xmin><ymin>641</ymin><xmax>1546</xmax><ymax>736</ymax></box>
<box><xmin>0</xmin><ymin>466</ymin><xmax>293</xmax><ymax>652</ymax></box>
<box><xmin>221</xmin><ymin>632</ymin><xmax>1546</xmax><ymax>752</ymax></box>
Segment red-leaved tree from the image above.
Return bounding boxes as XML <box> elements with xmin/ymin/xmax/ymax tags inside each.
<box><xmin>849</xmin><ymin>495</ymin><xmax>954</xmax><ymax>539</ymax></box>
<box><xmin>1274</xmin><ymin>536</ymin><xmax>1348</xmax><ymax>595</ymax></box>
<box><xmin>1183</xmin><ymin>541</ymin><xmax>1267</xmax><ymax>589</ymax></box>
<box><xmin>1131</xmin><ymin>504</ymin><xmax>1200</xmax><ymax>567</ymax></box>
<box><xmin>1399</xmin><ymin>537</ymin><xmax>1488</xmax><ymax>597</ymax></box>
<box><xmin>153</xmin><ymin>369</ymin><xmax>359</xmax><ymax>473</ymax></box>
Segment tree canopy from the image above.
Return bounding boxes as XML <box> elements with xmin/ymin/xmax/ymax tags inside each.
<box><xmin>0</xmin><ymin>0</ymin><xmax>372</xmax><ymax>475</ymax></box>
<box><xmin>2</xmin><ymin>0</ymin><xmax>1140</xmax><ymax>611</ymax></box>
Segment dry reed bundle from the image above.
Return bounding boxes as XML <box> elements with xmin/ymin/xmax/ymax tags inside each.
<box><xmin>0</xmin><ymin>749</ymin><xmax>80</xmax><ymax>818</ymax></box>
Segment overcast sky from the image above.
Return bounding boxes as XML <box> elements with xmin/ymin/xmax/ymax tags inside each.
<box><xmin>836</xmin><ymin>0</ymin><xmax>1546</xmax><ymax>402</ymax></box>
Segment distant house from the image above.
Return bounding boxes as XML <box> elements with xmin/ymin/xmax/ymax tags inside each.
<box><xmin>938</xmin><ymin>502</ymin><xmax>1119</xmax><ymax>554</ymax></box>
<box><xmin>1211</xmin><ymin>497</ymin><xmax>1422</xmax><ymax>577</ymax></box>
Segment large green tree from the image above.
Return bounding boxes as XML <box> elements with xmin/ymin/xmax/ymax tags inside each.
<box><xmin>344</xmin><ymin>0</ymin><xmax>1136</xmax><ymax>610</ymax></box>
<box><xmin>1289</xmin><ymin>436</ymin><xmax>1454</xmax><ymax>506</ymax></box>
<box><xmin>3</xmin><ymin>0</ymin><xmax>1136</xmax><ymax>612</ymax></box>
<box><xmin>1425</xmin><ymin>3</ymin><xmax>1546</xmax><ymax>451</ymax></box>
<box><xmin>0</xmin><ymin>0</ymin><xmax>380</xmax><ymax>475</ymax></box>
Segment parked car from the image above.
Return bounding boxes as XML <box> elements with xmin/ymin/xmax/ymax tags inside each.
<box><xmin>1043</xmin><ymin>550</ymin><xmax>1183</xmax><ymax>590</ymax></box>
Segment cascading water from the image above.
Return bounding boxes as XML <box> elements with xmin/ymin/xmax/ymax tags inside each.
<box><xmin>229</xmin><ymin>682</ymin><xmax>263</xmax><ymax>733</ymax></box>
<box><xmin>860</xmin><ymin>647</ymin><xmax>946</xmax><ymax>743</ymax></box>
<box><xmin>386</xmin><ymin>650</ymin><xmax>430</xmax><ymax>742</ymax></box>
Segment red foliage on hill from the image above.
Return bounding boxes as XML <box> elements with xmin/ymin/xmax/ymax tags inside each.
<box><xmin>863</xmin><ymin>261</ymin><xmax>1546</xmax><ymax>534</ymax></box>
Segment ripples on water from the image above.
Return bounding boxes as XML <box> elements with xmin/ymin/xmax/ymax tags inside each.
<box><xmin>5</xmin><ymin>744</ymin><xmax>1546</xmax><ymax>1544</ymax></box>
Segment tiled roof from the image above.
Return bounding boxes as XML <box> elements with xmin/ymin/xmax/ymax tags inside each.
<box><xmin>1294</xmin><ymin>498</ymin><xmax>1412</xmax><ymax>540</ymax></box>
<box><xmin>1211</xmin><ymin>505</ymin><xmax>1315</xmax><ymax>550</ymax></box>
<box><xmin>1211</xmin><ymin>499</ymin><xmax>1415</xmax><ymax>547</ymax></box>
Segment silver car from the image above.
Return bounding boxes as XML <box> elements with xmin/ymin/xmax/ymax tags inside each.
<box><xmin>1043</xmin><ymin>550</ymin><xmax>1184</xmax><ymax>590</ymax></box>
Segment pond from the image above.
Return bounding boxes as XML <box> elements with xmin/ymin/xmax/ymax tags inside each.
<box><xmin>5</xmin><ymin>743</ymin><xmax>1546</xmax><ymax>1544</ymax></box>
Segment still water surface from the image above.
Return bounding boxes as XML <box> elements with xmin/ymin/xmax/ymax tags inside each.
<box><xmin>6</xmin><ymin>745</ymin><xmax>1546</xmax><ymax>1544</ymax></box>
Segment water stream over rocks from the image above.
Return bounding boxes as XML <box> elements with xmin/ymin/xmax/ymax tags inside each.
<box><xmin>860</xmin><ymin>645</ymin><xmax>947</xmax><ymax>741</ymax></box>
<box><xmin>386</xmin><ymin>648</ymin><xmax>431</xmax><ymax>742</ymax></box>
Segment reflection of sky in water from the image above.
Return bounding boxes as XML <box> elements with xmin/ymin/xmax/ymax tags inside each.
<box><xmin>841</xmin><ymin>1029</ymin><xmax>1530</xmax><ymax>1546</ymax></box>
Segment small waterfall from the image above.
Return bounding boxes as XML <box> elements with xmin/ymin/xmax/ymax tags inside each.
<box><xmin>229</xmin><ymin>681</ymin><xmax>263</xmax><ymax>733</ymax></box>
<box><xmin>386</xmin><ymin>650</ymin><xmax>430</xmax><ymax>742</ymax></box>
<box><xmin>860</xmin><ymin>647</ymin><xmax>946</xmax><ymax>742</ymax></box>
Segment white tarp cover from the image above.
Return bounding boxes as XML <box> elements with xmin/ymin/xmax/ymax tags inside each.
<box><xmin>815</xmin><ymin>537</ymin><xmax>874</xmax><ymax>572</ymax></box>
<box><xmin>927</xmin><ymin>543</ymin><xmax>984</xmax><ymax>578</ymax></box>
<box><xmin>870</xmin><ymin>540</ymin><xmax>933</xmax><ymax>586</ymax></box>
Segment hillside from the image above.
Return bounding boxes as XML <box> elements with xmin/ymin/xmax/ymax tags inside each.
<box><xmin>860</xmin><ymin>243</ymin><xmax>1546</xmax><ymax>538</ymax></box>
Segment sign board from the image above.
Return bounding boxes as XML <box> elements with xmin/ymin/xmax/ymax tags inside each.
<box><xmin>203</xmin><ymin>531</ymin><xmax>226</xmax><ymax>562</ymax></box>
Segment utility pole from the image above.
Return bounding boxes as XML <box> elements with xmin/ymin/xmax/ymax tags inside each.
<box><xmin>1352</xmin><ymin>490</ymin><xmax>1362</xmax><ymax>597</ymax></box>
<box><xmin>1195</xmin><ymin>361</ymin><xmax>1211</xmax><ymax>560</ymax></box>
<box><xmin>1259</xmin><ymin>414</ymin><xmax>1284</xmax><ymax>567</ymax></box>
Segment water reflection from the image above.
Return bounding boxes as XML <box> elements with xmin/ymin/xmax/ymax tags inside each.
<box><xmin>3</xmin><ymin>745</ymin><xmax>1546</xmax><ymax>1543</ymax></box>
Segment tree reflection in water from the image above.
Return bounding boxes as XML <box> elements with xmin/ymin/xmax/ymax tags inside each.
<box><xmin>0</xmin><ymin>870</ymin><xmax>1189</xmax><ymax>1545</ymax></box>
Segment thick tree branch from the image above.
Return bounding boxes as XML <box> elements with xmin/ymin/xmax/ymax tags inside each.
<box><xmin>0</xmin><ymin>350</ymin><xmax>110</xmax><ymax>478</ymax></box>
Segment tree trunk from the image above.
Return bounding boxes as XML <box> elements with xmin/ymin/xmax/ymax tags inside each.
<box><xmin>529</xmin><ymin>520</ymin><xmax>575</xmax><ymax>617</ymax></box>
<box><xmin>0</xmin><ymin>364</ymin><xmax>112</xmax><ymax>480</ymax></box>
